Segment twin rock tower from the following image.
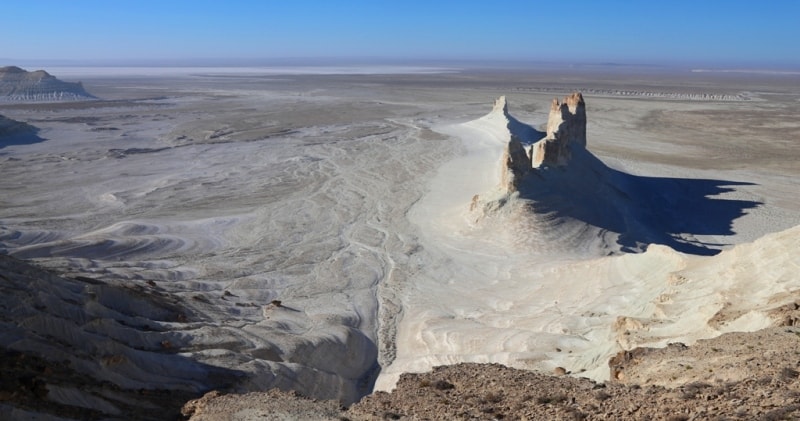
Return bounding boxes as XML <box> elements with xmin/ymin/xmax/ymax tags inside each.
<box><xmin>498</xmin><ymin>92</ymin><xmax>587</xmax><ymax>192</ymax></box>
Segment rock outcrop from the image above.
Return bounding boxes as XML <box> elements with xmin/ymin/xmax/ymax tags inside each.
<box><xmin>183</xmin><ymin>334</ymin><xmax>800</xmax><ymax>421</ymax></box>
<box><xmin>531</xmin><ymin>92</ymin><xmax>586</xmax><ymax>167</ymax></box>
<box><xmin>0</xmin><ymin>66</ymin><xmax>94</xmax><ymax>102</ymax></box>
<box><xmin>491</xmin><ymin>93</ymin><xmax>587</xmax><ymax>193</ymax></box>
<box><xmin>494</xmin><ymin>96</ymin><xmax>532</xmax><ymax>192</ymax></box>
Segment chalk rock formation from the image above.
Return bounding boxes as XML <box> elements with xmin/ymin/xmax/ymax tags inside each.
<box><xmin>531</xmin><ymin>92</ymin><xmax>586</xmax><ymax>167</ymax></box>
<box><xmin>494</xmin><ymin>96</ymin><xmax>532</xmax><ymax>192</ymax></box>
<box><xmin>492</xmin><ymin>94</ymin><xmax>509</xmax><ymax>114</ymax></box>
<box><xmin>492</xmin><ymin>93</ymin><xmax>587</xmax><ymax>193</ymax></box>
<box><xmin>0</xmin><ymin>66</ymin><xmax>94</xmax><ymax>102</ymax></box>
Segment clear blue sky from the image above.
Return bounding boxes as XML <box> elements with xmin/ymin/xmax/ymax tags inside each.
<box><xmin>2</xmin><ymin>0</ymin><xmax>799</xmax><ymax>68</ymax></box>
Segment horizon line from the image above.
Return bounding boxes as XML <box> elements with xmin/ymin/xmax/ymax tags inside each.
<box><xmin>4</xmin><ymin>56</ymin><xmax>800</xmax><ymax>72</ymax></box>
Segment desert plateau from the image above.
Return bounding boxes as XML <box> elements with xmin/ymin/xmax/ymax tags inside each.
<box><xmin>1</xmin><ymin>64</ymin><xmax>800</xmax><ymax>420</ymax></box>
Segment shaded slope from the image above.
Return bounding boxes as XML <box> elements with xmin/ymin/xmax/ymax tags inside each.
<box><xmin>0</xmin><ymin>114</ymin><xmax>44</xmax><ymax>149</ymax></box>
<box><xmin>517</xmin><ymin>148</ymin><xmax>760</xmax><ymax>255</ymax></box>
<box><xmin>0</xmin><ymin>114</ymin><xmax>36</xmax><ymax>136</ymax></box>
<box><xmin>0</xmin><ymin>254</ymin><xmax>243</xmax><ymax>420</ymax></box>
<box><xmin>475</xmin><ymin>95</ymin><xmax>761</xmax><ymax>255</ymax></box>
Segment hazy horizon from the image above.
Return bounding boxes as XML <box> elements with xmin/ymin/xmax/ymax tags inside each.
<box><xmin>5</xmin><ymin>59</ymin><xmax>800</xmax><ymax>79</ymax></box>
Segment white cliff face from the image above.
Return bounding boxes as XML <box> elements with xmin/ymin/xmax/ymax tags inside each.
<box><xmin>0</xmin><ymin>66</ymin><xmax>95</xmax><ymax>102</ymax></box>
<box><xmin>473</xmin><ymin>96</ymin><xmax>535</xmax><ymax>193</ymax></box>
<box><xmin>532</xmin><ymin>92</ymin><xmax>586</xmax><ymax>167</ymax></box>
<box><xmin>490</xmin><ymin>93</ymin><xmax>589</xmax><ymax>194</ymax></box>
<box><xmin>491</xmin><ymin>97</ymin><xmax>533</xmax><ymax>192</ymax></box>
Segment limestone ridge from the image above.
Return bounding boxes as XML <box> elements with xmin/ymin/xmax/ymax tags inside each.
<box><xmin>532</xmin><ymin>92</ymin><xmax>587</xmax><ymax>167</ymax></box>
<box><xmin>0</xmin><ymin>66</ymin><xmax>95</xmax><ymax>102</ymax></box>
<box><xmin>495</xmin><ymin>96</ymin><xmax>532</xmax><ymax>192</ymax></box>
<box><xmin>492</xmin><ymin>95</ymin><xmax>509</xmax><ymax>114</ymax></box>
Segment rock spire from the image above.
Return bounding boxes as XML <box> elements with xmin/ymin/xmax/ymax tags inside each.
<box><xmin>531</xmin><ymin>92</ymin><xmax>586</xmax><ymax>167</ymax></box>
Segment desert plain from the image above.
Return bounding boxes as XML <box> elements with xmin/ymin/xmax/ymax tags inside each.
<box><xmin>1</xmin><ymin>65</ymin><xmax>799</xmax><ymax>419</ymax></box>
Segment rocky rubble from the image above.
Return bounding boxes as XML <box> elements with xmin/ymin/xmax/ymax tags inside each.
<box><xmin>184</xmin><ymin>326</ymin><xmax>800</xmax><ymax>420</ymax></box>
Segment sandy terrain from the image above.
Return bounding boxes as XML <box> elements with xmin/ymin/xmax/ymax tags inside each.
<box><xmin>1</xmin><ymin>66</ymin><xmax>799</xmax><ymax>418</ymax></box>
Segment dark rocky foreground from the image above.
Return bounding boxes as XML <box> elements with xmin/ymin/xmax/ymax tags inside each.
<box><xmin>184</xmin><ymin>327</ymin><xmax>800</xmax><ymax>420</ymax></box>
<box><xmin>0</xmin><ymin>255</ymin><xmax>243</xmax><ymax>420</ymax></box>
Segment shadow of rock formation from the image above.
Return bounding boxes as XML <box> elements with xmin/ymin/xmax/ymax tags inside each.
<box><xmin>517</xmin><ymin>148</ymin><xmax>761</xmax><ymax>255</ymax></box>
<box><xmin>0</xmin><ymin>114</ymin><xmax>44</xmax><ymax>150</ymax></box>
<box><xmin>490</xmin><ymin>94</ymin><xmax>761</xmax><ymax>255</ymax></box>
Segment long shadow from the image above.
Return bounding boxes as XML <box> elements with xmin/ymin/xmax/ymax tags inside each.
<box><xmin>508</xmin><ymin>113</ymin><xmax>546</xmax><ymax>143</ymax></box>
<box><xmin>0</xmin><ymin>131</ymin><xmax>45</xmax><ymax>150</ymax></box>
<box><xmin>515</xmin><ymin>145</ymin><xmax>761</xmax><ymax>256</ymax></box>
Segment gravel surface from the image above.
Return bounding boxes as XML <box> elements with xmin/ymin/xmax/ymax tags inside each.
<box><xmin>184</xmin><ymin>326</ymin><xmax>800</xmax><ymax>420</ymax></box>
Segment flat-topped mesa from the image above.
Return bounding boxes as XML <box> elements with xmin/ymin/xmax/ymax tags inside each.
<box><xmin>531</xmin><ymin>92</ymin><xmax>586</xmax><ymax>167</ymax></box>
<box><xmin>0</xmin><ymin>66</ymin><xmax>94</xmax><ymax>102</ymax></box>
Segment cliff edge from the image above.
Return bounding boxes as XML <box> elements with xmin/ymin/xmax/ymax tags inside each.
<box><xmin>0</xmin><ymin>66</ymin><xmax>95</xmax><ymax>102</ymax></box>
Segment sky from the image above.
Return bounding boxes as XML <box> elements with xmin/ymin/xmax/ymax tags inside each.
<box><xmin>2</xmin><ymin>0</ymin><xmax>799</xmax><ymax>68</ymax></box>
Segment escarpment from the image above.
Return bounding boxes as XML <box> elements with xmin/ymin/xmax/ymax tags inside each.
<box><xmin>0</xmin><ymin>66</ymin><xmax>95</xmax><ymax>102</ymax></box>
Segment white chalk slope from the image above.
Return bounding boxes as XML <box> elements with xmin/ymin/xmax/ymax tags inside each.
<box><xmin>375</xmin><ymin>97</ymin><xmax>800</xmax><ymax>390</ymax></box>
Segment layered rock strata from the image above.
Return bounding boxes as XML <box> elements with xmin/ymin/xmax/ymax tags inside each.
<box><xmin>0</xmin><ymin>66</ymin><xmax>94</xmax><ymax>102</ymax></box>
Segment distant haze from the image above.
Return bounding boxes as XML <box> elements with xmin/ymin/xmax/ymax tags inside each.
<box><xmin>2</xmin><ymin>1</ymin><xmax>799</xmax><ymax>69</ymax></box>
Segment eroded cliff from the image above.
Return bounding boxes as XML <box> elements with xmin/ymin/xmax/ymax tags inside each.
<box><xmin>531</xmin><ymin>92</ymin><xmax>586</xmax><ymax>167</ymax></box>
<box><xmin>0</xmin><ymin>66</ymin><xmax>95</xmax><ymax>102</ymax></box>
